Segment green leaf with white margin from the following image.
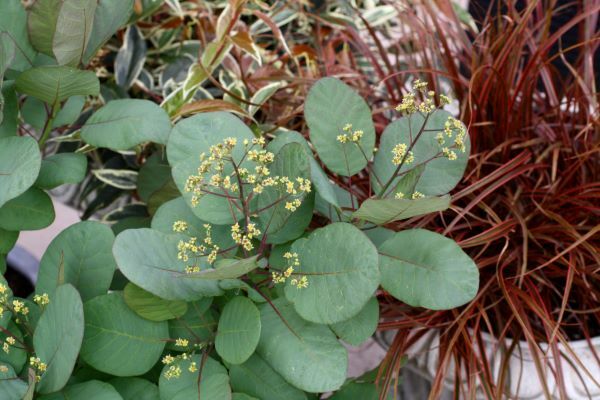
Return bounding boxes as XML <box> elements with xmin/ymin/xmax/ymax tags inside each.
<box><xmin>188</xmin><ymin>256</ymin><xmax>259</xmax><ymax>280</ymax></box>
<box><xmin>124</xmin><ymin>283</ymin><xmax>187</xmax><ymax>321</ymax></box>
<box><xmin>257</xmin><ymin>298</ymin><xmax>347</xmax><ymax>393</ymax></box>
<box><xmin>0</xmin><ymin>364</ymin><xmax>28</xmax><ymax>400</ymax></box>
<box><xmin>258</xmin><ymin>142</ymin><xmax>312</xmax><ymax>244</ymax></box>
<box><xmin>228</xmin><ymin>353</ymin><xmax>307</xmax><ymax>400</ymax></box>
<box><xmin>167</xmin><ymin>112</ymin><xmax>255</xmax><ymax>224</ymax></box>
<box><xmin>0</xmin><ymin>321</ymin><xmax>26</xmax><ymax>372</ymax></box>
<box><xmin>81</xmin><ymin>292</ymin><xmax>168</xmax><ymax>376</ymax></box>
<box><xmin>52</xmin><ymin>0</ymin><xmax>97</xmax><ymax>66</ymax></box>
<box><xmin>0</xmin><ymin>187</ymin><xmax>55</xmax><ymax>231</ymax></box>
<box><xmin>112</xmin><ymin>228</ymin><xmax>223</xmax><ymax>300</ymax></box>
<box><xmin>15</xmin><ymin>66</ymin><xmax>99</xmax><ymax>105</ymax></box>
<box><xmin>109</xmin><ymin>377</ymin><xmax>159</xmax><ymax>400</ymax></box>
<box><xmin>36</xmin><ymin>221</ymin><xmax>116</xmax><ymax>301</ymax></box>
<box><xmin>248</xmin><ymin>81</ymin><xmax>285</xmax><ymax>116</ymax></box>
<box><xmin>379</xmin><ymin>229</ymin><xmax>479</xmax><ymax>310</ymax></box>
<box><xmin>353</xmin><ymin>195</ymin><xmax>450</xmax><ymax>225</ymax></box>
<box><xmin>330</xmin><ymin>297</ymin><xmax>379</xmax><ymax>346</ymax></box>
<box><xmin>0</xmin><ymin>136</ymin><xmax>41</xmax><ymax>208</ymax></box>
<box><xmin>83</xmin><ymin>0</ymin><xmax>135</xmax><ymax>64</ymax></box>
<box><xmin>159</xmin><ymin>355</ymin><xmax>231</xmax><ymax>400</ymax></box>
<box><xmin>34</xmin><ymin>284</ymin><xmax>84</xmax><ymax>394</ymax></box>
<box><xmin>167</xmin><ymin>298</ymin><xmax>216</xmax><ymax>351</ymax></box>
<box><xmin>151</xmin><ymin>197</ymin><xmax>235</xmax><ymax>251</ymax></box>
<box><xmin>93</xmin><ymin>169</ymin><xmax>138</xmax><ymax>190</ymax></box>
<box><xmin>35</xmin><ymin>153</ymin><xmax>87</xmax><ymax>190</ymax></box>
<box><xmin>285</xmin><ymin>222</ymin><xmax>380</xmax><ymax>324</ymax></box>
<box><xmin>0</xmin><ymin>0</ymin><xmax>35</xmax><ymax>71</ymax></box>
<box><xmin>81</xmin><ymin>99</ymin><xmax>171</xmax><ymax>150</ymax></box>
<box><xmin>37</xmin><ymin>380</ymin><xmax>122</xmax><ymax>400</ymax></box>
<box><xmin>268</xmin><ymin>130</ymin><xmax>338</xmax><ymax>207</ymax></box>
<box><xmin>372</xmin><ymin>109</ymin><xmax>470</xmax><ymax>196</ymax></box>
<box><xmin>215</xmin><ymin>296</ymin><xmax>261</xmax><ymax>364</ymax></box>
<box><xmin>305</xmin><ymin>77</ymin><xmax>375</xmax><ymax>177</ymax></box>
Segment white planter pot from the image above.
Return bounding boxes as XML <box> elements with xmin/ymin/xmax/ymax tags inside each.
<box><xmin>406</xmin><ymin>330</ymin><xmax>600</xmax><ymax>399</ymax></box>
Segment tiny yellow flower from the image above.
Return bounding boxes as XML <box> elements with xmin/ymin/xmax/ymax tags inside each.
<box><xmin>394</xmin><ymin>192</ymin><xmax>405</xmax><ymax>199</ymax></box>
<box><xmin>0</xmin><ymin>365</ymin><xmax>8</xmax><ymax>373</ymax></box>
<box><xmin>412</xmin><ymin>191</ymin><xmax>425</xmax><ymax>199</ymax></box>
<box><xmin>162</xmin><ymin>355</ymin><xmax>175</xmax><ymax>365</ymax></box>
<box><xmin>175</xmin><ymin>338</ymin><xmax>189</xmax><ymax>347</ymax></box>
<box><xmin>188</xmin><ymin>361</ymin><xmax>197</xmax><ymax>372</ymax></box>
<box><xmin>33</xmin><ymin>293</ymin><xmax>50</xmax><ymax>306</ymax></box>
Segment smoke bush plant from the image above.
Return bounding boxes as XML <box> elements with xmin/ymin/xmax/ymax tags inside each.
<box><xmin>0</xmin><ymin>0</ymin><xmax>479</xmax><ymax>398</ymax></box>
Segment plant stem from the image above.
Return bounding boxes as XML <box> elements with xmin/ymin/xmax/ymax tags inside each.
<box><xmin>38</xmin><ymin>103</ymin><xmax>59</xmax><ymax>150</ymax></box>
<box><xmin>376</xmin><ymin>113</ymin><xmax>431</xmax><ymax>198</ymax></box>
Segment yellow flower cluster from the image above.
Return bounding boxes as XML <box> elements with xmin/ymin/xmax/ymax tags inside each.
<box><xmin>33</xmin><ymin>293</ymin><xmax>50</xmax><ymax>306</ymax></box>
<box><xmin>30</xmin><ymin>357</ymin><xmax>47</xmax><ymax>382</ymax></box>
<box><xmin>395</xmin><ymin>79</ymin><xmax>452</xmax><ymax>115</ymax></box>
<box><xmin>411</xmin><ymin>191</ymin><xmax>425</xmax><ymax>199</ymax></box>
<box><xmin>0</xmin><ymin>284</ymin><xmax>8</xmax><ymax>318</ymax></box>
<box><xmin>2</xmin><ymin>336</ymin><xmax>15</xmax><ymax>354</ymax></box>
<box><xmin>391</xmin><ymin>143</ymin><xmax>414</xmax><ymax>166</ymax></box>
<box><xmin>161</xmin><ymin>345</ymin><xmax>200</xmax><ymax>379</ymax></box>
<box><xmin>231</xmin><ymin>222</ymin><xmax>261</xmax><ymax>251</ymax></box>
<box><xmin>172</xmin><ymin>220</ymin><xmax>188</xmax><ymax>233</ymax></box>
<box><xmin>435</xmin><ymin>116</ymin><xmax>466</xmax><ymax>161</ymax></box>
<box><xmin>0</xmin><ymin>364</ymin><xmax>8</xmax><ymax>373</ymax></box>
<box><xmin>177</xmin><ymin>223</ymin><xmax>220</xmax><ymax>271</ymax></box>
<box><xmin>336</xmin><ymin>123</ymin><xmax>364</xmax><ymax>144</ymax></box>
<box><xmin>394</xmin><ymin>192</ymin><xmax>405</xmax><ymax>199</ymax></box>
<box><xmin>272</xmin><ymin>252</ymin><xmax>308</xmax><ymax>289</ymax></box>
<box><xmin>12</xmin><ymin>300</ymin><xmax>28</xmax><ymax>316</ymax></box>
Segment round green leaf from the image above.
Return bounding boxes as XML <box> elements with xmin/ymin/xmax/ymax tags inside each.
<box><xmin>35</xmin><ymin>153</ymin><xmax>87</xmax><ymax>190</ymax></box>
<box><xmin>52</xmin><ymin>0</ymin><xmax>97</xmax><ymax>66</ymax></box>
<box><xmin>215</xmin><ymin>296</ymin><xmax>261</xmax><ymax>365</ymax></box>
<box><xmin>112</xmin><ymin>228</ymin><xmax>223</xmax><ymax>301</ymax></box>
<box><xmin>257</xmin><ymin>142</ymin><xmax>313</xmax><ymax>244</ymax></box>
<box><xmin>36</xmin><ymin>221</ymin><xmax>116</xmax><ymax>302</ymax></box>
<box><xmin>137</xmin><ymin>152</ymin><xmax>171</xmax><ymax>202</ymax></box>
<box><xmin>15</xmin><ymin>66</ymin><xmax>100</xmax><ymax>105</ymax></box>
<box><xmin>0</xmin><ymin>187</ymin><xmax>55</xmax><ymax>231</ymax></box>
<box><xmin>330</xmin><ymin>296</ymin><xmax>379</xmax><ymax>346</ymax></box>
<box><xmin>81</xmin><ymin>99</ymin><xmax>171</xmax><ymax>150</ymax></box>
<box><xmin>166</xmin><ymin>112</ymin><xmax>255</xmax><ymax>224</ymax></box>
<box><xmin>34</xmin><ymin>284</ymin><xmax>84</xmax><ymax>394</ymax></box>
<box><xmin>81</xmin><ymin>292</ymin><xmax>168</xmax><ymax>376</ymax></box>
<box><xmin>372</xmin><ymin>110</ymin><xmax>470</xmax><ymax>196</ymax></box>
<box><xmin>37</xmin><ymin>380</ymin><xmax>123</xmax><ymax>400</ymax></box>
<box><xmin>83</xmin><ymin>0</ymin><xmax>134</xmax><ymax>63</ymax></box>
<box><xmin>256</xmin><ymin>298</ymin><xmax>347</xmax><ymax>393</ymax></box>
<box><xmin>228</xmin><ymin>353</ymin><xmax>307</xmax><ymax>400</ymax></box>
<box><xmin>167</xmin><ymin>298</ymin><xmax>215</xmax><ymax>351</ymax></box>
<box><xmin>124</xmin><ymin>283</ymin><xmax>187</xmax><ymax>321</ymax></box>
<box><xmin>0</xmin><ymin>228</ymin><xmax>18</xmax><ymax>254</ymax></box>
<box><xmin>233</xmin><ymin>394</ymin><xmax>258</xmax><ymax>400</ymax></box>
<box><xmin>285</xmin><ymin>223</ymin><xmax>380</xmax><ymax>324</ymax></box>
<box><xmin>109</xmin><ymin>377</ymin><xmax>159</xmax><ymax>400</ymax></box>
<box><xmin>0</xmin><ymin>0</ymin><xmax>35</xmax><ymax>71</ymax></box>
<box><xmin>0</xmin><ymin>364</ymin><xmax>28</xmax><ymax>400</ymax></box>
<box><xmin>379</xmin><ymin>229</ymin><xmax>479</xmax><ymax>310</ymax></box>
<box><xmin>158</xmin><ymin>356</ymin><xmax>231</xmax><ymax>400</ymax></box>
<box><xmin>0</xmin><ymin>136</ymin><xmax>41</xmax><ymax>208</ymax></box>
<box><xmin>330</xmin><ymin>382</ymin><xmax>379</xmax><ymax>400</ymax></box>
<box><xmin>304</xmin><ymin>78</ymin><xmax>375</xmax><ymax>177</ymax></box>
<box><xmin>268</xmin><ymin>130</ymin><xmax>339</xmax><ymax>208</ymax></box>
